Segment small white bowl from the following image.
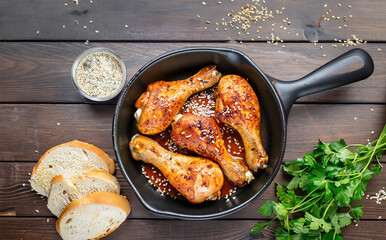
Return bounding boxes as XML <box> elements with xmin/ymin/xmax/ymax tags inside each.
<box><xmin>71</xmin><ymin>47</ymin><xmax>127</xmax><ymax>101</ymax></box>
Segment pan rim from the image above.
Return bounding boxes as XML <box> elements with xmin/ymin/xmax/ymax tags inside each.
<box><xmin>113</xmin><ymin>46</ymin><xmax>287</xmax><ymax>219</ymax></box>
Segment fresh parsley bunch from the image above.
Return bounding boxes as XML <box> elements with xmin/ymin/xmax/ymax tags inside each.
<box><xmin>252</xmin><ymin>124</ymin><xmax>386</xmax><ymax>239</ymax></box>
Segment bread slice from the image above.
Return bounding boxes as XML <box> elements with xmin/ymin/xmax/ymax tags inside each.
<box><xmin>47</xmin><ymin>170</ymin><xmax>121</xmax><ymax>217</ymax></box>
<box><xmin>56</xmin><ymin>192</ymin><xmax>130</xmax><ymax>240</ymax></box>
<box><xmin>30</xmin><ymin>140</ymin><xmax>115</xmax><ymax>196</ymax></box>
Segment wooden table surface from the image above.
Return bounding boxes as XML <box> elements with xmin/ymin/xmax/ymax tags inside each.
<box><xmin>0</xmin><ymin>1</ymin><xmax>385</xmax><ymax>239</ymax></box>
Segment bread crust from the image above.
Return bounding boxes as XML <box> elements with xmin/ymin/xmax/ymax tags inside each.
<box><xmin>32</xmin><ymin>140</ymin><xmax>115</xmax><ymax>177</ymax></box>
<box><xmin>84</xmin><ymin>170</ymin><xmax>118</xmax><ymax>183</ymax></box>
<box><xmin>50</xmin><ymin>175</ymin><xmax>66</xmax><ymax>184</ymax></box>
<box><xmin>56</xmin><ymin>192</ymin><xmax>131</xmax><ymax>238</ymax></box>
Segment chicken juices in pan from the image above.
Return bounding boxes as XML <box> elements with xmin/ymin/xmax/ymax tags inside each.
<box><xmin>130</xmin><ymin>66</ymin><xmax>268</xmax><ymax>203</ymax></box>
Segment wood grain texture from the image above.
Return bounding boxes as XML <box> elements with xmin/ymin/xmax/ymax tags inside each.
<box><xmin>0</xmin><ymin>217</ymin><xmax>385</xmax><ymax>240</ymax></box>
<box><xmin>0</xmin><ymin>0</ymin><xmax>385</xmax><ymax>41</ymax></box>
<box><xmin>1</xmin><ymin>158</ymin><xmax>385</xmax><ymax>219</ymax></box>
<box><xmin>0</xmin><ymin>42</ymin><xmax>385</xmax><ymax>103</ymax></box>
<box><xmin>0</xmin><ymin>104</ymin><xmax>384</xmax><ymax>162</ymax></box>
<box><xmin>0</xmin><ymin>0</ymin><xmax>385</xmax><ymax>239</ymax></box>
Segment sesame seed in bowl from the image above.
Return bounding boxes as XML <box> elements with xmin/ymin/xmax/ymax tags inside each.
<box><xmin>71</xmin><ymin>47</ymin><xmax>127</xmax><ymax>102</ymax></box>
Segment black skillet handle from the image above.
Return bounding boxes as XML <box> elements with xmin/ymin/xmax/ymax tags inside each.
<box><xmin>273</xmin><ymin>48</ymin><xmax>374</xmax><ymax>118</ymax></box>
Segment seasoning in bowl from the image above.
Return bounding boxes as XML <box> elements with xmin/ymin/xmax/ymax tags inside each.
<box><xmin>72</xmin><ymin>47</ymin><xmax>126</xmax><ymax>101</ymax></box>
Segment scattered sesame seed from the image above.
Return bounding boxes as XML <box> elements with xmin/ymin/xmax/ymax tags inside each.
<box><xmin>62</xmin><ymin>25</ymin><xmax>66</xmax><ymax>29</ymax></box>
<box><xmin>35</xmin><ymin>209</ymin><xmax>40</xmax><ymax>213</ymax></box>
<box><xmin>371</xmin><ymin>131</ymin><xmax>375</xmax><ymax>134</ymax></box>
<box><xmin>323</xmin><ymin>54</ymin><xmax>326</xmax><ymax>57</ymax></box>
<box><xmin>36</xmin><ymin>31</ymin><xmax>40</xmax><ymax>35</ymax></box>
<box><xmin>379</xmin><ymin>216</ymin><xmax>382</xmax><ymax>219</ymax></box>
<box><xmin>75</xmin><ymin>20</ymin><xmax>79</xmax><ymax>25</ymax></box>
<box><xmin>371</xmin><ymin>108</ymin><xmax>374</xmax><ymax>111</ymax></box>
<box><xmin>34</xmin><ymin>150</ymin><xmax>38</xmax><ymax>153</ymax></box>
<box><xmin>22</xmin><ymin>183</ymin><xmax>26</xmax><ymax>187</ymax></box>
<box><xmin>89</xmin><ymin>20</ymin><xmax>93</xmax><ymax>24</ymax></box>
<box><xmin>354</xmin><ymin>117</ymin><xmax>358</xmax><ymax>120</ymax></box>
<box><xmin>202</xmin><ymin>1</ymin><xmax>206</xmax><ymax>5</ymax></box>
<box><xmin>64</xmin><ymin>3</ymin><xmax>68</xmax><ymax>6</ymax></box>
<box><xmin>47</xmin><ymin>219</ymin><xmax>50</xmax><ymax>222</ymax></box>
<box><xmin>125</xmin><ymin>25</ymin><xmax>128</xmax><ymax>28</ymax></box>
<box><xmin>83</xmin><ymin>26</ymin><xmax>87</xmax><ymax>29</ymax></box>
<box><xmin>378</xmin><ymin>48</ymin><xmax>382</xmax><ymax>52</ymax></box>
<box><xmin>56</xmin><ymin>122</ymin><xmax>61</xmax><ymax>126</ymax></box>
<box><xmin>369</xmin><ymin>189</ymin><xmax>386</xmax><ymax>204</ymax></box>
<box><xmin>95</xmin><ymin>30</ymin><xmax>99</xmax><ymax>33</ymax></box>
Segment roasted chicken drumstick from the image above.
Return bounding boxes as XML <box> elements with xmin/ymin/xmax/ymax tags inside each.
<box><xmin>215</xmin><ymin>75</ymin><xmax>268</xmax><ymax>172</ymax></box>
<box><xmin>135</xmin><ymin>65</ymin><xmax>221</xmax><ymax>135</ymax></box>
<box><xmin>129</xmin><ymin>135</ymin><xmax>224</xmax><ymax>204</ymax></box>
<box><xmin>171</xmin><ymin>113</ymin><xmax>254</xmax><ymax>187</ymax></box>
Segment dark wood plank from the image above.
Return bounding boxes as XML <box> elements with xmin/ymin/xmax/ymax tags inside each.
<box><xmin>0</xmin><ymin>42</ymin><xmax>385</xmax><ymax>103</ymax></box>
<box><xmin>1</xmin><ymin>161</ymin><xmax>385</xmax><ymax>219</ymax></box>
<box><xmin>0</xmin><ymin>0</ymin><xmax>385</xmax><ymax>41</ymax></box>
<box><xmin>0</xmin><ymin>217</ymin><xmax>385</xmax><ymax>240</ymax></box>
<box><xmin>0</xmin><ymin>104</ymin><xmax>384</xmax><ymax>162</ymax></box>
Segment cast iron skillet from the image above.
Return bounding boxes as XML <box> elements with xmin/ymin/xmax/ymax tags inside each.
<box><xmin>113</xmin><ymin>47</ymin><xmax>373</xmax><ymax>220</ymax></box>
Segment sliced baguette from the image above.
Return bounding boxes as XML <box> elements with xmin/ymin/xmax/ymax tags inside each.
<box><xmin>48</xmin><ymin>170</ymin><xmax>121</xmax><ymax>217</ymax></box>
<box><xmin>30</xmin><ymin>140</ymin><xmax>115</xmax><ymax>196</ymax></box>
<box><xmin>57</xmin><ymin>192</ymin><xmax>130</xmax><ymax>240</ymax></box>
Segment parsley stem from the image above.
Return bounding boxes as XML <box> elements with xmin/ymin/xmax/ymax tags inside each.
<box><xmin>289</xmin><ymin>177</ymin><xmax>325</xmax><ymax>210</ymax></box>
<box><xmin>322</xmin><ymin>199</ymin><xmax>334</xmax><ymax>219</ymax></box>
<box><xmin>291</xmin><ymin>193</ymin><xmax>325</xmax><ymax>214</ymax></box>
<box><xmin>359</xmin><ymin>136</ymin><xmax>385</xmax><ymax>175</ymax></box>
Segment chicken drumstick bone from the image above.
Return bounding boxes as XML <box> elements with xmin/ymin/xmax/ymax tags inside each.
<box><xmin>130</xmin><ymin>135</ymin><xmax>224</xmax><ymax>204</ymax></box>
<box><xmin>135</xmin><ymin>65</ymin><xmax>221</xmax><ymax>135</ymax></box>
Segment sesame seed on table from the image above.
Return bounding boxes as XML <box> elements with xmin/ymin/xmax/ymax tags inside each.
<box><xmin>0</xmin><ymin>0</ymin><xmax>385</xmax><ymax>240</ymax></box>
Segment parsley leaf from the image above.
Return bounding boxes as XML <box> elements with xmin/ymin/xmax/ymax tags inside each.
<box><xmin>251</xmin><ymin>222</ymin><xmax>270</xmax><ymax>235</ymax></box>
<box><xmin>351</xmin><ymin>204</ymin><xmax>364</xmax><ymax>222</ymax></box>
<box><xmin>258</xmin><ymin>200</ymin><xmax>276</xmax><ymax>217</ymax></box>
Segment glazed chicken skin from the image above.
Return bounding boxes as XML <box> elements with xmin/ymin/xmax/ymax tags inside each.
<box><xmin>135</xmin><ymin>65</ymin><xmax>221</xmax><ymax>135</ymax></box>
<box><xmin>129</xmin><ymin>135</ymin><xmax>224</xmax><ymax>204</ymax></box>
<box><xmin>171</xmin><ymin>113</ymin><xmax>254</xmax><ymax>187</ymax></box>
<box><xmin>215</xmin><ymin>75</ymin><xmax>268</xmax><ymax>172</ymax></box>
